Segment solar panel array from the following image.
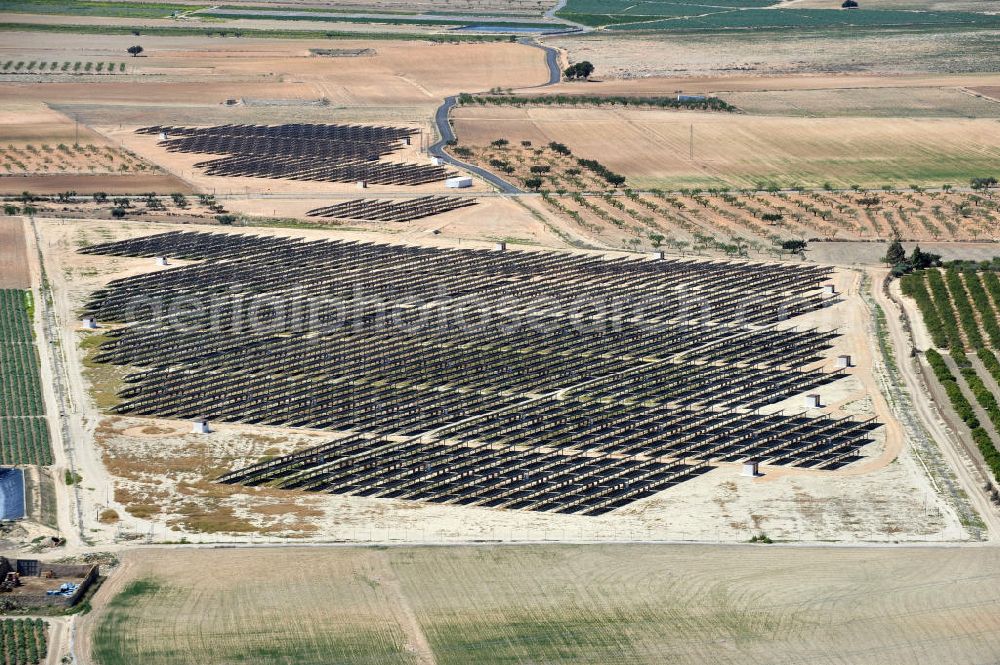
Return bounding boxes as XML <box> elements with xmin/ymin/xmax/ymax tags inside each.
<box><xmin>306</xmin><ymin>196</ymin><xmax>478</xmax><ymax>223</ymax></box>
<box><xmin>80</xmin><ymin>231</ymin><xmax>879</xmax><ymax>516</ymax></box>
<box><xmin>136</xmin><ymin>123</ymin><xmax>455</xmax><ymax>186</ymax></box>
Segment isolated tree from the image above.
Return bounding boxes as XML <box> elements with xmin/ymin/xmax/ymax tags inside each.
<box><xmin>883</xmin><ymin>238</ymin><xmax>906</xmax><ymax>266</ymax></box>
<box><xmin>909</xmin><ymin>245</ymin><xmax>941</xmax><ymax>270</ymax></box>
<box><xmin>841</xmin><ymin>0</ymin><xmax>859</xmax><ymax>7</ymax></box>
<box><xmin>563</xmin><ymin>61</ymin><xmax>595</xmax><ymax>81</ymax></box>
<box><xmin>127</xmin><ymin>45</ymin><xmax>144</xmax><ymax>57</ymax></box>
<box><xmin>779</xmin><ymin>239</ymin><xmax>807</xmax><ymax>254</ymax></box>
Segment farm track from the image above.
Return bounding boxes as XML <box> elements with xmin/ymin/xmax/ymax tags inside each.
<box><xmin>879</xmin><ymin>277</ymin><xmax>999</xmax><ymax>538</ymax></box>
<box><xmin>26</xmin><ymin>217</ymin><xmax>84</xmax><ymax>547</ymax></box>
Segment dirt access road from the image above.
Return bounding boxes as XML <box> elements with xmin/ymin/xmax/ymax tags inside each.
<box><xmin>874</xmin><ymin>271</ymin><xmax>1000</xmax><ymax>537</ymax></box>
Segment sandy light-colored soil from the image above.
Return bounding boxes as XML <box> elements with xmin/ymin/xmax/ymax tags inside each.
<box><xmin>229</xmin><ymin>195</ymin><xmax>572</xmax><ymax>247</ymax></box>
<box><xmin>0</xmin><ymin>33</ymin><xmax>551</xmax><ymax>196</ymax></box>
<box><xmin>0</xmin><ymin>216</ymin><xmax>29</xmax><ymax>288</ymax></box>
<box><xmin>78</xmin><ymin>544</ymin><xmax>1000</xmax><ymax>665</ymax></box>
<box><xmin>0</xmin><ymin>33</ymin><xmax>551</xmax><ymax>109</ymax></box>
<box><xmin>30</xmin><ymin>217</ymin><xmax>969</xmax><ymax>546</ymax></box>
<box><xmin>545</xmin><ymin>29</ymin><xmax>1000</xmax><ymax>79</ymax></box>
<box><xmin>534</xmin><ymin>73</ymin><xmax>1000</xmax><ymax>97</ymax></box>
<box><xmin>0</xmin><ymin>101</ymin><xmax>189</xmax><ymax>194</ymax></box>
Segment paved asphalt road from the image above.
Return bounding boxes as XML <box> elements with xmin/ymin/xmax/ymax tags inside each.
<box><xmin>428</xmin><ymin>39</ymin><xmax>562</xmax><ymax>194</ymax></box>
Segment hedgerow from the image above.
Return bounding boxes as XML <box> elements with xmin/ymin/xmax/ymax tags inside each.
<box><xmin>964</xmin><ymin>271</ymin><xmax>1000</xmax><ymax>348</ymax></box>
<box><xmin>456</xmin><ymin>92</ymin><xmax>736</xmax><ymax>112</ymax></box>
<box><xmin>926</xmin><ymin>348</ymin><xmax>1000</xmax><ymax>482</ymax></box>
<box><xmin>945</xmin><ymin>268</ymin><xmax>984</xmax><ymax>349</ymax></box>
<box><xmin>900</xmin><ymin>271</ymin><xmax>948</xmax><ymax>349</ymax></box>
<box><xmin>925</xmin><ymin>269</ymin><xmax>964</xmax><ymax>350</ymax></box>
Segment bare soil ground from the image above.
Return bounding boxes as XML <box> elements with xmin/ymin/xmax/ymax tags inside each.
<box><xmin>451</xmin><ymin>106</ymin><xmax>1000</xmax><ymax>189</ymax></box>
<box><xmin>722</xmin><ymin>86</ymin><xmax>1000</xmax><ymax>118</ymax></box>
<box><xmin>0</xmin><ymin>143</ymin><xmax>149</xmax><ymax>176</ymax></box>
<box><xmin>79</xmin><ymin>544</ymin><xmax>1000</xmax><ymax>665</ymax></box>
<box><xmin>0</xmin><ymin>216</ymin><xmax>29</xmax><ymax>288</ymax></box>
<box><xmin>0</xmin><ymin>102</ymin><xmax>187</xmax><ymax>194</ymax></box>
<box><xmin>971</xmin><ymin>86</ymin><xmax>1000</xmax><ymax>102</ymax></box>
<box><xmin>0</xmin><ymin>33</ymin><xmax>549</xmax><ymax>197</ymax></box>
<box><xmin>0</xmin><ymin>33</ymin><xmax>550</xmax><ymax>108</ymax></box>
<box><xmin>545</xmin><ymin>30</ymin><xmax>1000</xmax><ymax>79</ymax></box>
<box><xmin>0</xmin><ymin>174</ymin><xmax>192</xmax><ymax>195</ymax></box>
<box><xmin>230</xmin><ymin>195</ymin><xmax>571</xmax><ymax>248</ymax></box>
<box><xmin>533</xmin><ymin>73</ymin><xmax>1000</xmax><ymax>97</ymax></box>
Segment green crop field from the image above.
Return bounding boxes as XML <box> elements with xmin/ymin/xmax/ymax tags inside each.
<box><xmin>609</xmin><ymin>7</ymin><xmax>1000</xmax><ymax>31</ymax></box>
<box><xmin>557</xmin><ymin>0</ymin><xmax>1000</xmax><ymax>31</ymax></box>
<box><xmin>0</xmin><ymin>619</ymin><xmax>48</xmax><ymax>665</ymax></box>
<box><xmin>0</xmin><ymin>290</ymin><xmax>53</xmax><ymax>466</ymax></box>
<box><xmin>0</xmin><ymin>0</ymin><xmax>204</xmax><ymax>18</ymax></box>
<box><xmin>557</xmin><ymin>0</ymin><xmax>773</xmax><ymax>26</ymax></box>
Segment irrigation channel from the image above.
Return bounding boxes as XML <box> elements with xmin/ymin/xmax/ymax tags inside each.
<box><xmin>429</xmin><ymin>38</ymin><xmax>563</xmax><ymax>195</ymax></box>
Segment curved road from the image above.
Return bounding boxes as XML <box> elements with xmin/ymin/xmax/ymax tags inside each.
<box><xmin>428</xmin><ymin>38</ymin><xmax>562</xmax><ymax>194</ymax></box>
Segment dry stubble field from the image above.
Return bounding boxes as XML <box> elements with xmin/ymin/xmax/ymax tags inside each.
<box><xmin>0</xmin><ymin>217</ymin><xmax>29</xmax><ymax>289</ymax></box>
<box><xmin>547</xmin><ymin>30</ymin><xmax>1000</xmax><ymax>79</ymax></box>
<box><xmin>84</xmin><ymin>544</ymin><xmax>1000</xmax><ymax>665</ymax></box>
<box><xmin>452</xmin><ymin>105</ymin><xmax>1000</xmax><ymax>189</ymax></box>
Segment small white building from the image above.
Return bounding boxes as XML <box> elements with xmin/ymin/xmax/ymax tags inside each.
<box><xmin>155</xmin><ymin>256</ymin><xmax>169</xmax><ymax>267</ymax></box>
<box><xmin>805</xmin><ymin>393</ymin><xmax>822</xmax><ymax>408</ymax></box>
<box><xmin>824</xmin><ymin>284</ymin><xmax>837</xmax><ymax>295</ymax></box>
<box><xmin>430</xmin><ymin>156</ymin><xmax>444</xmax><ymax>166</ymax></box>
<box><xmin>357</xmin><ymin>180</ymin><xmax>367</xmax><ymax>189</ymax></box>
<box><xmin>191</xmin><ymin>418</ymin><xmax>211</xmax><ymax>435</ymax></box>
<box><xmin>81</xmin><ymin>316</ymin><xmax>98</xmax><ymax>330</ymax></box>
<box><xmin>494</xmin><ymin>241</ymin><xmax>507</xmax><ymax>251</ymax></box>
<box><xmin>742</xmin><ymin>461</ymin><xmax>760</xmax><ymax>477</ymax></box>
<box><xmin>837</xmin><ymin>355</ymin><xmax>853</xmax><ymax>369</ymax></box>
<box><xmin>446</xmin><ymin>176</ymin><xmax>473</xmax><ymax>189</ymax></box>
